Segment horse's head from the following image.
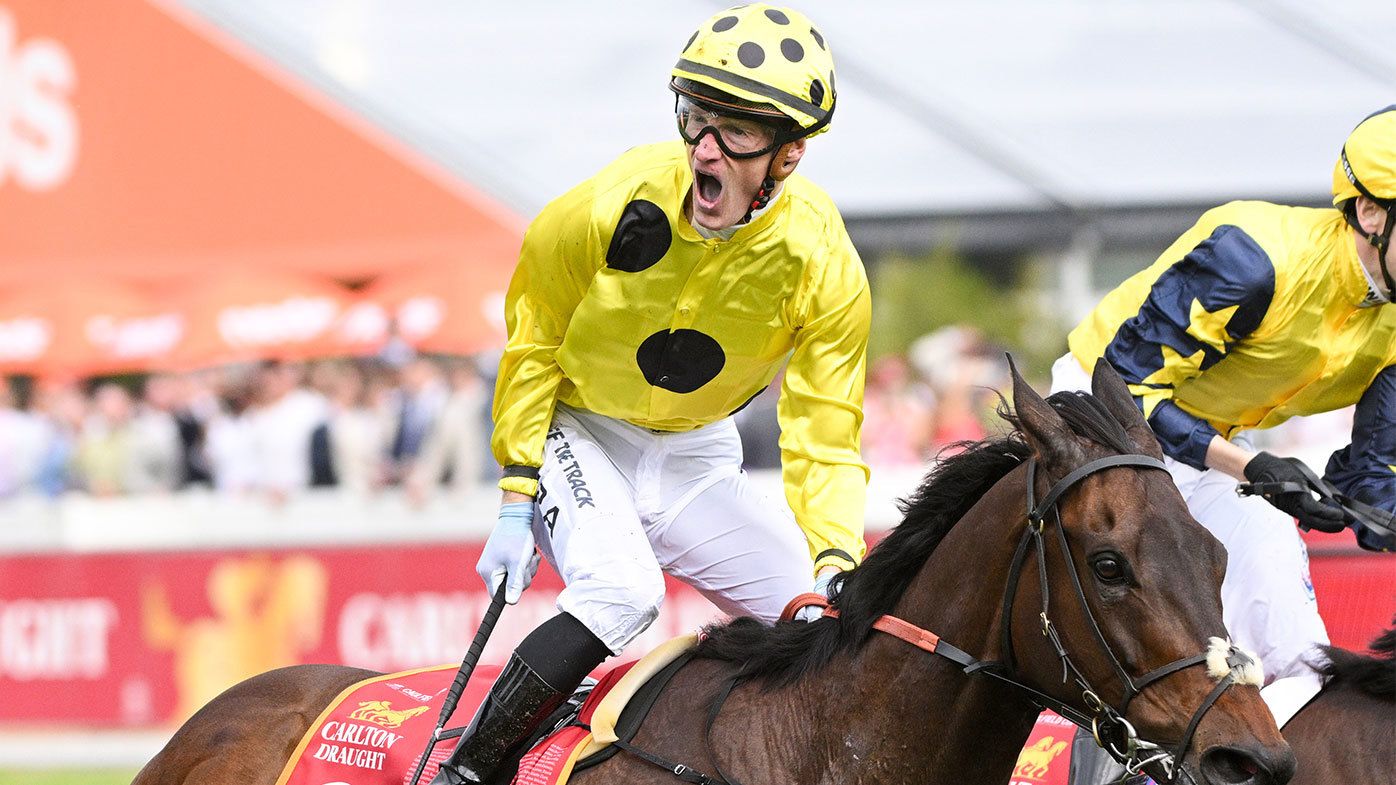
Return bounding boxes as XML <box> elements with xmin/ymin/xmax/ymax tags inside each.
<box><xmin>1006</xmin><ymin>359</ymin><xmax>1293</xmax><ymax>785</ymax></box>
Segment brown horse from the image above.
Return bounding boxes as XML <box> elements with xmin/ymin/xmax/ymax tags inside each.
<box><xmin>1285</xmin><ymin>624</ymin><xmax>1395</xmax><ymax>784</ymax></box>
<box><xmin>134</xmin><ymin>362</ymin><xmax>1293</xmax><ymax>785</ymax></box>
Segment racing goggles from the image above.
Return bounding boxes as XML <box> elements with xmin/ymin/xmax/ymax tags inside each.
<box><xmin>675</xmin><ymin>95</ymin><xmax>785</xmax><ymax>158</ymax></box>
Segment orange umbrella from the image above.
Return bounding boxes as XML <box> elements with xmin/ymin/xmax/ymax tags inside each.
<box><xmin>171</xmin><ymin>269</ymin><xmax>355</xmax><ymax>368</ymax></box>
<box><xmin>0</xmin><ymin>278</ymin><xmax>184</xmax><ymax>377</ymax></box>
<box><xmin>352</xmin><ymin>261</ymin><xmax>510</xmax><ymax>356</ymax></box>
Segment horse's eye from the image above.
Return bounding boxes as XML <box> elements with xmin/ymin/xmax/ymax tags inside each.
<box><xmin>1091</xmin><ymin>555</ymin><xmax>1127</xmax><ymax>583</ymax></box>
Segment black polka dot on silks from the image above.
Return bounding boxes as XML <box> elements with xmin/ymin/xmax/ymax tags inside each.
<box><xmin>809</xmin><ymin>79</ymin><xmax>824</xmax><ymax>106</ymax></box>
<box><xmin>712</xmin><ymin>16</ymin><xmax>738</xmax><ymax>32</ymax></box>
<box><xmin>738</xmin><ymin>42</ymin><xmax>765</xmax><ymax>68</ymax></box>
<box><xmin>606</xmin><ymin>199</ymin><xmax>671</xmax><ymax>273</ymax></box>
<box><xmin>635</xmin><ymin>329</ymin><xmax>726</xmax><ymax>394</ymax></box>
<box><xmin>810</xmin><ymin>27</ymin><xmax>825</xmax><ymax>50</ymax></box>
<box><xmin>780</xmin><ymin>38</ymin><xmax>804</xmax><ymax>62</ymax></box>
<box><xmin>764</xmin><ymin>8</ymin><xmax>789</xmax><ymax>24</ymax></box>
<box><xmin>684</xmin><ymin>31</ymin><xmax>698</xmax><ymax>51</ymax></box>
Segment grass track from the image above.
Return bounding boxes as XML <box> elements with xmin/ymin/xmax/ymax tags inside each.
<box><xmin>0</xmin><ymin>769</ymin><xmax>139</xmax><ymax>785</ymax></box>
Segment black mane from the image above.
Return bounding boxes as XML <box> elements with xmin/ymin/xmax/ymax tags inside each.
<box><xmin>694</xmin><ymin>388</ymin><xmax>1136</xmax><ymax>685</ymax></box>
<box><xmin>1315</xmin><ymin>622</ymin><xmax>1396</xmax><ymax>700</ymax></box>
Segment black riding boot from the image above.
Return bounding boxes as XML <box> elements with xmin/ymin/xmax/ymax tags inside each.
<box><xmin>430</xmin><ymin>613</ymin><xmax>610</xmax><ymax>785</ymax></box>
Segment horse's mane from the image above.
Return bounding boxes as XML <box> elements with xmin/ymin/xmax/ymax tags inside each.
<box><xmin>1314</xmin><ymin>621</ymin><xmax>1396</xmax><ymax>700</ymax></box>
<box><xmin>694</xmin><ymin>388</ymin><xmax>1136</xmax><ymax>685</ymax></box>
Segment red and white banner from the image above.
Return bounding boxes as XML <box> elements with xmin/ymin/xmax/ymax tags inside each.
<box><xmin>0</xmin><ymin>541</ymin><xmax>1389</xmax><ymax>729</ymax></box>
<box><xmin>0</xmin><ymin>543</ymin><xmax>721</xmax><ymax>727</ymax></box>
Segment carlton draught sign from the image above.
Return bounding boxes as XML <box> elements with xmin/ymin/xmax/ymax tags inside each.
<box><xmin>0</xmin><ymin>544</ymin><xmax>720</xmax><ymax>727</ymax></box>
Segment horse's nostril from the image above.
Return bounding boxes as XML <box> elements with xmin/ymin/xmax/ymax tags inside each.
<box><xmin>1201</xmin><ymin>747</ymin><xmax>1261</xmax><ymax>784</ymax></box>
<box><xmin>1200</xmin><ymin>745</ymin><xmax>1294</xmax><ymax>785</ymax></box>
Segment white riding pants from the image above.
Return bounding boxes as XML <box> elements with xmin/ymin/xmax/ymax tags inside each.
<box><xmin>531</xmin><ymin>404</ymin><xmax>814</xmax><ymax>654</ymax></box>
<box><xmin>1050</xmin><ymin>355</ymin><xmax>1329</xmax><ymax>690</ymax></box>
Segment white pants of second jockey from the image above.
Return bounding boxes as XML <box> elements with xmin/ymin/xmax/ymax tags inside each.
<box><xmin>531</xmin><ymin>403</ymin><xmax>814</xmax><ymax>655</ymax></box>
<box><xmin>1050</xmin><ymin>355</ymin><xmax>1327</xmax><ymax>724</ymax></box>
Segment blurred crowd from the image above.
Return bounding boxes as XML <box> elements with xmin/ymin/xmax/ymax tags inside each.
<box><xmin>0</xmin><ymin>355</ymin><xmax>490</xmax><ymax>503</ymax></box>
<box><xmin>0</xmin><ymin>326</ymin><xmax>1018</xmax><ymax>504</ymax></box>
<box><xmin>0</xmin><ymin>319</ymin><xmax>1347</xmax><ymax>506</ymax></box>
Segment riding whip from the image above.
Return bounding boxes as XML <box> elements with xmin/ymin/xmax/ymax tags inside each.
<box><xmin>407</xmin><ymin>579</ymin><xmax>509</xmax><ymax>785</ymax></box>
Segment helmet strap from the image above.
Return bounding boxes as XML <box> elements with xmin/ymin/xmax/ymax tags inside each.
<box><xmin>1345</xmin><ymin>198</ymin><xmax>1396</xmax><ymax>299</ymax></box>
<box><xmin>740</xmin><ymin>141</ymin><xmax>801</xmax><ymax>224</ymax></box>
<box><xmin>1376</xmin><ymin>207</ymin><xmax>1396</xmax><ymax>299</ymax></box>
<box><xmin>743</xmin><ymin>175</ymin><xmax>777</xmax><ymax>224</ymax></box>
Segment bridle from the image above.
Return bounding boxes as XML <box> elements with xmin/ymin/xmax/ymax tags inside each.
<box><xmin>989</xmin><ymin>453</ymin><xmax>1251</xmax><ymax>780</ymax></box>
<box><xmin>805</xmin><ymin>453</ymin><xmax>1257</xmax><ymax>782</ymax></box>
<box><xmin>625</xmin><ymin>451</ymin><xmax>1261</xmax><ymax>785</ymax></box>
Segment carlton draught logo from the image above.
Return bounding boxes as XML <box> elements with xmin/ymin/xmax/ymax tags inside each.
<box><xmin>346</xmin><ymin>699</ymin><xmax>430</xmax><ymax>729</ymax></box>
<box><xmin>0</xmin><ymin>7</ymin><xmax>78</xmax><ymax>192</ymax></box>
<box><xmin>1013</xmin><ymin>735</ymin><xmax>1069</xmax><ymax>780</ymax></box>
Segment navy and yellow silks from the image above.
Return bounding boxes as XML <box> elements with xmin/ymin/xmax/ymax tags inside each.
<box><xmin>1070</xmin><ymin>200</ymin><xmax>1396</xmax><ymax>510</ymax></box>
<box><xmin>491</xmin><ymin>141</ymin><xmax>870</xmax><ymax>572</ymax></box>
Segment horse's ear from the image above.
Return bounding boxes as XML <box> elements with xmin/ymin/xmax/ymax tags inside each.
<box><xmin>1009</xmin><ymin>355</ymin><xmax>1082</xmax><ymax>467</ymax></box>
<box><xmin>1088</xmin><ymin>359</ymin><xmax>1164</xmax><ymax>458</ymax></box>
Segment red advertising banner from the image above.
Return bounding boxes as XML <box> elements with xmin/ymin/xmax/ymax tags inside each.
<box><xmin>0</xmin><ymin>542</ymin><xmax>1390</xmax><ymax>729</ymax></box>
<box><xmin>0</xmin><ymin>543</ymin><xmax>722</xmax><ymax>727</ymax></box>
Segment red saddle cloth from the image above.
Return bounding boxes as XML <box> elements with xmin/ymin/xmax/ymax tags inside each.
<box><xmin>275</xmin><ymin>661</ymin><xmax>638</xmax><ymax>785</ymax></box>
<box><xmin>1011</xmin><ymin>711</ymin><xmax>1074</xmax><ymax>785</ymax></box>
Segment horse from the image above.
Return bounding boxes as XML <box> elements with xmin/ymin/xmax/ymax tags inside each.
<box><xmin>1284</xmin><ymin>624</ymin><xmax>1395</xmax><ymax>784</ymax></box>
<box><xmin>133</xmin><ymin>361</ymin><xmax>1293</xmax><ymax>785</ymax></box>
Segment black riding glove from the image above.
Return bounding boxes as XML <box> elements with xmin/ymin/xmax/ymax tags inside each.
<box><xmin>1243</xmin><ymin>452</ymin><xmax>1347</xmax><ymax>533</ymax></box>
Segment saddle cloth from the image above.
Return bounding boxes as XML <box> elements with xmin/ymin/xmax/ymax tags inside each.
<box><xmin>275</xmin><ymin>634</ymin><xmax>697</xmax><ymax>785</ymax></box>
<box><xmin>1011</xmin><ymin>711</ymin><xmax>1073</xmax><ymax>785</ymax></box>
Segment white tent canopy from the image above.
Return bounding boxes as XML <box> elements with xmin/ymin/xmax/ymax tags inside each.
<box><xmin>182</xmin><ymin>0</ymin><xmax>1393</xmax><ymax>234</ymax></box>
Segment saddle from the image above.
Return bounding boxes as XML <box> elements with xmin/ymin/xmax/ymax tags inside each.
<box><xmin>512</xmin><ymin>634</ymin><xmax>698</xmax><ymax>784</ymax></box>
<box><xmin>273</xmin><ymin>635</ymin><xmax>697</xmax><ymax>785</ymax></box>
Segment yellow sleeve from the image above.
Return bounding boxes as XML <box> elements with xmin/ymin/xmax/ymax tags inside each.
<box><xmin>490</xmin><ymin>188</ymin><xmax>601</xmax><ymax>495</ymax></box>
<box><xmin>778</xmin><ymin>238</ymin><xmax>872</xmax><ymax>574</ymax></box>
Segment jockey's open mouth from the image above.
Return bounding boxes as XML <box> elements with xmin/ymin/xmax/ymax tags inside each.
<box><xmin>693</xmin><ymin>168</ymin><xmax>724</xmax><ymax>210</ymax></box>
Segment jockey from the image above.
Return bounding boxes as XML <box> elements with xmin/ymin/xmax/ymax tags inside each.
<box><xmin>1054</xmin><ymin>105</ymin><xmax>1396</xmax><ymax>781</ymax></box>
<box><xmin>431</xmin><ymin>6</ymin><xmax>869</xmax><ymax>784</ymax></box>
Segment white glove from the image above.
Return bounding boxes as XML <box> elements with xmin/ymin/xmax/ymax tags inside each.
<box><xmin>476</xmin><ymin>501</ymin><xmax>541</xmax><ymax>604</ymax></box>
<box><xmin>794</xmin><ymin>570</ymin><xmax>837</xmax><ymax>622</ymax></box>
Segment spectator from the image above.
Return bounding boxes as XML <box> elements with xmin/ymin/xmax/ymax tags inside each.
<box><xmin>31</xmin><ymin>381</ymin><xmax>86</xmax><ymax>497</ymax></box>
<box><xmin>0</xmin><ymin>378</ymin><xmax>45</xmax><ymax>497</ymax></box>
<box><xmin>325</xmin><ymin>363</ymin><xmax>392</xmax><ymax>494</ymax></box>
<box><xmin>205</xmin><ymin>375</ymin><xmax>259</xmax><ymax>495</ymax></box>
<box><xmin>385</xmin><ymin>358</ymin><xmax>447</xmax><ymax>484</ymax></box>
<box><xmin>247</xmin><ymin>361</ymin><xmax>327</xmax><ymax>502</ymax></box>
<box><xmin>909</xmin><ymin>326</ymin><xmax>1000</xmax><ymax>452</ymax></box>
<box><xmin>860</xmin><ymin>355</ymin><xmax>933</xmax><ymax>466</ymax></box>
<box><xmin>406</xmin><ymin>356</ymin><xmax>486</xmax><ymax>502</ymax></box>
<box><xmin>134</xmin><ymin>374</ymin><xmax>185</xmax><ymax>489</ymax></box>
<box><xmin>74</xmin><ymin>384</ymin><xmax>139</xmax><ymax>495</ymax></box>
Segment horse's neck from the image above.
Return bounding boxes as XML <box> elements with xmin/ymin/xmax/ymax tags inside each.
<box><xmin>822</xmin><ymin>464</ymin><xmax>1041</xmax><ymax>784</ymax></box>
<box><xmin>701</xmin><ymin>465</ymin><xmax>1045</xmax><ymax>785</ymax></box>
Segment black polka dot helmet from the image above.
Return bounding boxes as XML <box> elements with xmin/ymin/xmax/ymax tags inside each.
<box><xmin>671</xmin><ymin>4</ymin><xmax>836</xmax><ymax>139</ymax></box>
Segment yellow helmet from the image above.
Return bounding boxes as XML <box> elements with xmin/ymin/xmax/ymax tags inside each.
<box><xmin>1332</xmin><ymin>105</ymin><xmax>1396</xmax><ymax>206</ymax></box>
<box><xmin>671</xmin><ymin>4</ymin><xmax>836</xmax><ymax>137</ymax></box>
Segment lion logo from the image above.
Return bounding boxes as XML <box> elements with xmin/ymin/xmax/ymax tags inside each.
<box><xmin>348</xmin><ymin>699</ymin><xmax>431</xmax><ymax>729</ymax></box>
<box><xmin>1014</xmin><ymin>736</ymin><xmax>1069</xmax><ymax>779</ymax></box>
